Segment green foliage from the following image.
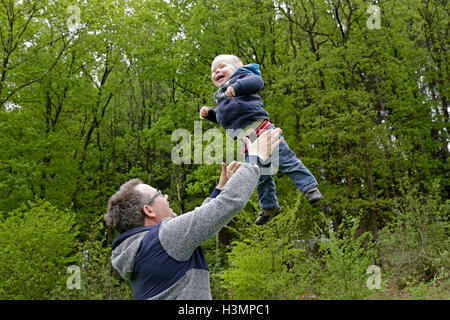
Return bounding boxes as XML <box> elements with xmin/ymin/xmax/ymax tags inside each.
<box><xmin>378</xmin><ymin>178</ymin><xmax>450</xmax><ymax>286</ymax></box>
<box><xmin>0</xmin><ymin>0</ymin><xmax>448</xmax><ymax>299</ymax></box>
<box><xmin>53</xmin><ymin>219</ymin><xmax>133</xmax><ymax>300</ymax></box>
<box><xmin>217</xmin><ymin>206</ymin><xmax>378</xmax><ymax>300</ymax></box>
<box><xmin>0</xmin><ymin>200</ymin><xmax>79</xmax><ymax>299</ymax></box>
<box><xmin>218</xmin><ymin>239</ymin><xmax>298</xmax><ymax>299</ymax></box>
<box><xmin>216</xmin><ymin>199</ymin><xmax>308</xmax><ymax>299</ymax></box>
<box><xmin>315</xmin><ymin>217</ymin><xmax>378</xmax><ymax>299</ymax></box>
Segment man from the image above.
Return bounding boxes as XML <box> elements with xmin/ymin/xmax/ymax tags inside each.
<box><xmin>104</xmin><ymin>128</ymin><xmax>283</xmax><ymax>300</ymax></box>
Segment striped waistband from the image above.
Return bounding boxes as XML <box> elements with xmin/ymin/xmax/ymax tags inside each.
<box><xmin>236</xmin><ymin>119</ymin><xmax>271</xmax><ymax>141</ymax></box>
<box><xmin>240</xmin><ymin>120</ymin><xmax>272</xmax><ymax>156</ymax></box>
<box><xmin>252</xmin><ymin>120</ymin><xmax>271</xmax><ymax>140</ymax></box>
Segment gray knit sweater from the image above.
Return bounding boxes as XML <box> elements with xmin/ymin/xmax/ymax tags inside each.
<box><xmin>111</xmin><ymin>163</ymin><xmax>260</xmax><ymax>299</ymax></box>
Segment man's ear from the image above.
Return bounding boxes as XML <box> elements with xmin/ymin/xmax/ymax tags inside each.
<box><xmin>142</xmin><ymin>205</ymin><xmax>156</xmax><ymax>218</ymax></box>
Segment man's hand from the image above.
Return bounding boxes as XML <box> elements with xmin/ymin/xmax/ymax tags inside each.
<box><xmin>225</xmin><ymin>86</ymin><xmax>235</xmax><ymax>98</ymax></box>
<box><xmin>216</xmin><ymin>161</ymin><xmax>241</xmax><ymax>190</ymax></box>
<box><xmin>243</xmin><ymin>128</ymin><xmax>283</xmax><ymax>162</ymax></box>
<box><xmin>200</xmin><ymin>106</ymin><xmax>210</xmax><ymax>119</ymax></box>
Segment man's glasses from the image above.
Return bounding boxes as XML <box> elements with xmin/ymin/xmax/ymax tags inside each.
<box><xmin>147</xmin><ymin>189</ymin><xmax>164</xmax><ymax>205</ymax></box>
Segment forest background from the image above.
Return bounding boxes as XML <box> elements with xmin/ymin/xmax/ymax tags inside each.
<box><xmin>0</xmin><ymin>0</ymin><xmax>448</xmax><ymax>300</ymax></box>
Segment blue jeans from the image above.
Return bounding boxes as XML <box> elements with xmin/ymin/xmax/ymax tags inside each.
<box><xmin>244</xmin><ymin>125</ymin><xmax>318</xmax><ymax>209</ymax></box>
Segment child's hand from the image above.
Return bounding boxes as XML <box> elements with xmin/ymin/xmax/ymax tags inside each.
<box><xmin>225</xmin><ymin>86</ymin><xmax>235</xmax><ymax>98</ymax></box>
<box><xmin>199</xmin><ymin>106</ymin><xmax>210</xmax><ymax>119</ymax></box>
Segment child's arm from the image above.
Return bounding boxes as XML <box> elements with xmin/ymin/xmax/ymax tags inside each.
<box><xmin>199</xmin><ymin>106</ymin><xmax>218</xmax><ymax>123</ymax></box>
<box><xmin>230</xmin><ymin>74</ymin><xmax>264</xmax><ymax>96</ymax></box>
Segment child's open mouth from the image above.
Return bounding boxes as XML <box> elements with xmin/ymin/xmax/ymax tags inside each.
<box><xmin>216</xmin><ymin>74</ymin><xmax>225</xmax><ymax>81</ymax></box>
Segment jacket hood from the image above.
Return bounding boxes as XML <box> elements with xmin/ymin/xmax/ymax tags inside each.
<box><xmin>111</xmin><ymin>226</ymin><xmax>153</xmax><ymax>280</ymax></box>
<box><xmin>236</xmin><ymin>63</ymin><xmax>261</xmax><ymax>76</ymax></box>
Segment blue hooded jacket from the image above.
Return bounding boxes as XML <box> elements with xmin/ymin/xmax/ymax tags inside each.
<box><xmin>205</xmin><ymin>64</ymin><xmax>270</xmax><ymax>138</ymax></box>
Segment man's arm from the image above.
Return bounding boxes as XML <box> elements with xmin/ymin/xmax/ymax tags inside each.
<box><xmin>159</xmin><ymin>163</ymin><xmax>260</xmax><ymax>261</ymax></box>
<box><xmin>159</xmin><ymin>128</ymin><xmax>283</xmax><ymax>261</ymax></box>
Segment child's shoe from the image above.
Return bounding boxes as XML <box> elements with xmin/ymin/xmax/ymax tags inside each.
<box><xmin>254</xmin><ymin>207</ymin><xmax>282</xmax><ymax>225</ymax></box>
<box><xmin>305</xmin><ymin>187</ymin><xmax>322</xmax><ymax>204</ymax></box>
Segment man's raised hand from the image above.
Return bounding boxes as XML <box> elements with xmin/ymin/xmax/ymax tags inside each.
<box><xmin>243</xmin><ymin>128</ymin><xmax>283</xmax><ymax>162</ymax></box>
<box><xmin>217</xmin><ymin>161</ymin><xmax>241</xmax><ymax>190</ymax></box>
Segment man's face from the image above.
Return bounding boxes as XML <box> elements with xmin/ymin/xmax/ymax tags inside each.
<box><xmin>211</xmin><ymin>60</ymin><xmax>236</xmax><ymax>87</ymax></box>
<box><xmin>135</xmin><ymin>184</ymin><xmax>176</xmax><ymax>222</ymax></box>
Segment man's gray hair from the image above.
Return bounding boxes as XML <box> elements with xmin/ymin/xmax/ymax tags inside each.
<box><xmin>104</xmin><ymin>178</ymin><xmax>151</xmax><ymax>234</ymax></box>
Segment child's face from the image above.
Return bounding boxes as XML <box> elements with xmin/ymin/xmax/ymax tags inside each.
<box><xmin>211</xmin><ymin>60</ymin><xmax>236</xmax><ymax>87</ymax></box>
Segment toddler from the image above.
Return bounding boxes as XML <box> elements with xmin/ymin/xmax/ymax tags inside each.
<box><xmin>200</xmin><ymin>54</ymin><xmax>322</xmax><ymax>225</ymax></box>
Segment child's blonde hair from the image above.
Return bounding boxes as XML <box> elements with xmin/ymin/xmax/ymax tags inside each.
<box><xmin>211</xmin><ymin>54</ymin><xmax>243</xmax><ymax>72</ymax></box>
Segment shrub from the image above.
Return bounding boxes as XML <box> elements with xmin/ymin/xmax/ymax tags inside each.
<box><xmin>218</xmin><ymin>239</ymin><xmax>298</xmax><ymax>299</ymax></box>
<box><xmin>217</xmin><ymin>200</ymin><xmax>304</xmax><ymax>300</ymax></box>
<box><xmin>0</xmin><ymin>200</ymin><xmax>79</xmax><ymax>299</ymax></box>
<box><xmin>377</xmin><ymin>179</ymin><xmax>449</xmax><ymax>287</ymax></box>
<box><xmin>53</xmin><ymin>219</ymin><xmax>133</xmax><ymax>300</ymax></box>
<box><xmin>314</xmin><ymin>217</ymin><xmax>378</xmax><ymax>299</ymax></box>
<box><xmin>217</xmin><ymin>198</ymin><xmax>378</xmax><ymax>300</ymax></box>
